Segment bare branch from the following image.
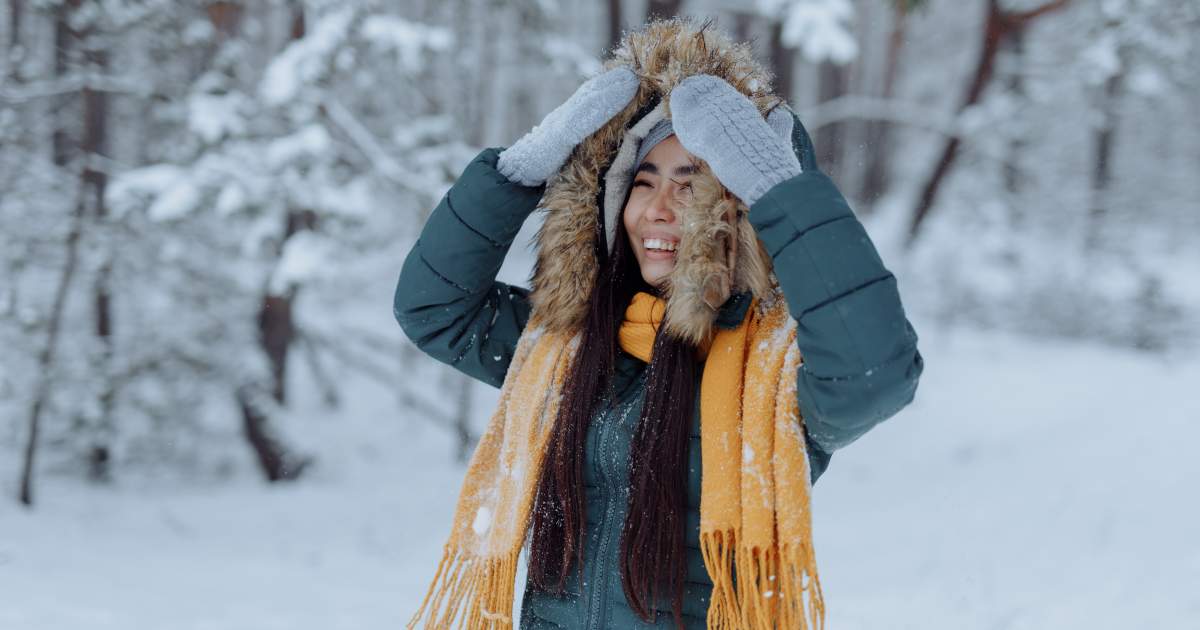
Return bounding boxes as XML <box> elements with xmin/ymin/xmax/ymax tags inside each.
<box><xmin>797</xmin><ymin>95</ymin><xmax>964</xmax><ymax>140</ymax></box>
<box><xmin>0</xmin><ymin>73</ymin><xmax>158</xmax><ymax>103</ymax></box>
<box><xmin>18</xmin><ymin>169</ymin><xmax>88</xmax><ymax>506</ymax></box>
<box><xmin>300</xmin><ymin>327</ymin><xmax>456</xmax><ymax>428</ymax></box>
<box><xmin>799</xmin><ymin>95</ymin><xmax>1079</xmax><ymax>210</ymax></box>
<box><xmin>320</xmin><ymin>97</ymin><xmax>445</xmax><ymax>203</ymax></box>
<box><xmin>297</xmin><ymin>329</ymin><xmax>340</xmax><ymax>408</ymax></box>
<box><xmin>1009</xmin><ymin>0</ymin><xmax>1072</xmax><ymax>26</ymax></box>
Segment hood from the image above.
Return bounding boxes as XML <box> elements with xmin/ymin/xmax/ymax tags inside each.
<box><xmin>529</xmin><ymin>17</ymin><xmax>782</xmax><ymax>345</ymax></box>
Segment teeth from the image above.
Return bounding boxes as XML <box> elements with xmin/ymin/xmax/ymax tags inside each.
<box><xmin>643</xmin><ymin>238</ymin><xmax>677</xmax><ymax>252</ymax></box>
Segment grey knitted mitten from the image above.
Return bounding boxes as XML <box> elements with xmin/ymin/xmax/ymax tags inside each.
<box><xmin>668</xmin><ymin>74</ymin><xmax>802</xmax><ymax>207</ymax></box>
<box><xmin>497</xmin><ymin>67</ymin><xmax>639</xmax><ymax>187</ymax></box>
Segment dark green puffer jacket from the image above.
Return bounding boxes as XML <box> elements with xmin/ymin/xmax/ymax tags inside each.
<box><xmin>394</xmin><ymin>117</ymin><xmax>923</xmax><ymax>629</ymax></box>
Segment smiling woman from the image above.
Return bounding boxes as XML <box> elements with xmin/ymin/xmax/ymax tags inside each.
<box><xmin>394</xmin><ymin>18</ymin><xmax>923</xmax><ymax>630</ymax></box>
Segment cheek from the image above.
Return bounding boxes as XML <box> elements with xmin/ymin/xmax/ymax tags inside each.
<box><xmin>622</xmin><ymin>202</ymin><xmax>640</xmax><ymax>241</ymax></box>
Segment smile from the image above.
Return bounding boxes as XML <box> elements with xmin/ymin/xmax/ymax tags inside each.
<box><xmin>643</xmin><ymin>238</ymin><xmax>678</xmax><ymax>252</ymax></box>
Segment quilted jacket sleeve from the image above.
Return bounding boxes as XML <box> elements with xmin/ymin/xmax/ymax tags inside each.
<box><xmin>750</xmin><ymin>114</ymin><xmax>925</xmax><ymax>460</ymax></box>
<box><xmin>393</xmin><ymin>147</ymin><xmax>544</xmax><ymax>388</ymax></box>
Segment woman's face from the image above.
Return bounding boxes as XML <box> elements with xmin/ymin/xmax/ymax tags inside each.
<box><xmin>622</xmin><ymin>134</ymin><xmax>696</xmax><ymax>287</ymax></box>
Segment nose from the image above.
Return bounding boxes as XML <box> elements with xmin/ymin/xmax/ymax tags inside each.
<box><xmin>645</xmin><ymin>185</ymin><xmax>677</xmax><ymax>224</ymax></box>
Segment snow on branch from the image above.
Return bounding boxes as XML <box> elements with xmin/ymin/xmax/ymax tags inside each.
<box><xmin>756</xmin><ymin>0</ymin><xmax>858</xmax><ymax>63</ymax></box>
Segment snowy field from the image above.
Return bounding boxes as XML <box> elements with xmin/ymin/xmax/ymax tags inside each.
<box><xmin>3</xmin><ymin>315</ymin><xmax>1198</xmax><ymax>630</ymax></box>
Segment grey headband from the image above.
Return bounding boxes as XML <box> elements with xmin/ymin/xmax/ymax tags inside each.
<box><xmin>634</xmin><ymin>118</ymin><xmax>675</xmax><ymax>171</ymax></box>
<box><xmin>601</xmin><ymin>101</ymin><xmax>668</xmax><ymax>253</ymax></box>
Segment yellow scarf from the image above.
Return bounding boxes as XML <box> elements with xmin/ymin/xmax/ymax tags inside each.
<box><xmin>408</xmin><ymin>291</ymin><xmax>824</xmax><ymax>629</ymax></box>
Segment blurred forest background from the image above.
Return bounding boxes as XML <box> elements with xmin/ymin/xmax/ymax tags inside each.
<box><xmin>1</xmin><ymin>1</ymin><xmax>1198</xmax><ymax>628</ymax></box>
<box><xmin>4</xmin><ymin>0</ymin><xmax>1197</xmax><ymax>491</ymax></box>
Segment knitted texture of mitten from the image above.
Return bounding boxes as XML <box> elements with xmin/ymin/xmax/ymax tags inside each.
<box><xmin>497</xmin><ymin>67</ymin><xmax>640</xmax><ymax>187</ymax></box>
<box><xmin>669</xmin><ymin>74</ymin><xmax>802</xmax><ymax>207</ymax></box>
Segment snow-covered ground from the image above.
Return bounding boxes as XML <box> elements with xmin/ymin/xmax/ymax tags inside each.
<box><xmin>3</xmin><ymin>315</ymin><xmax>1198</xmax><ymax>630</ymax></box>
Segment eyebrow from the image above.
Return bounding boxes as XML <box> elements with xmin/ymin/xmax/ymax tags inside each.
<box><xmin>634</xmin><ymin>162</ymin><xmax>698</xmax><ymax>177</ymax></box>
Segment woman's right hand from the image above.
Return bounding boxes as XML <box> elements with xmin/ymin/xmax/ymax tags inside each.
<box><xmin>497</xmin><ymin>67</ymin><xmax>640</xmax><ymax>187</ymax></box>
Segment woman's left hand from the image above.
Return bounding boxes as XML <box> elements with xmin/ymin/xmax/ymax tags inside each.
<box><xmin>668</xmin><ymin>74</ymin><xmax>802</xmax><ymax>207</ymax></box>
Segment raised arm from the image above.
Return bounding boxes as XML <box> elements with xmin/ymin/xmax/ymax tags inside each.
<box><xmin>669</xmin><ymin>75</ymin><xmax>924</xmax><ymax>471</ymax></box>
<box><xmin>396</xmin><ymin>67</ymin><xmax>640</xmax><ymax>388</ymax></box>
<box><xmin>750</xmin><ymin>114</ymin><xmax>924</xmax><ymax>454</ymax></box>
<box><xmin>393</xmin><ymin>148</ymin><xmax>542</xmax><ymax>388</ymax></box>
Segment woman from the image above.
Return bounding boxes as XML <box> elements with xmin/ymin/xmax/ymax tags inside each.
<box><xmin>396</xmin><ymin>19</ymin><xmax>923</xmax><ymax>630</ymax></box>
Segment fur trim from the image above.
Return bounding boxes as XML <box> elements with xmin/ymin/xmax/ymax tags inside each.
<box><xmin>663</xmin><ymin>163</ymin><xmax>774</xmax><ymax>345</ymax></box>
<box><xmin>529</xmin><ymin>17</ymin><xmax>781</xmax><ymax>343</ymax></box>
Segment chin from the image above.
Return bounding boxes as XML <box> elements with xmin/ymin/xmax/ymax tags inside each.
<box><xmin>643</xmin><ymin>268</ymin><xmax>673</xmax><ymax>287</ymax></box>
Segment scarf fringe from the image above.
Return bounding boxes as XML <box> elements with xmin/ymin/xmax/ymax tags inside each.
<box><xmin>700</xmin><ymin>529</ymin><xmax>825</xmax><ymax>630</ymax></box>
<box><xmin>407</xmin><ymin>544</ymin><xmax>522</xmax><ymax>629</ymax></box>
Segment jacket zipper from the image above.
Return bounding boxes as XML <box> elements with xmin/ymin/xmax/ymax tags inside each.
<box><xmin>587</xmin><ymin>401</ymin><xmax>617</xmax><ymax>629</ymax></box>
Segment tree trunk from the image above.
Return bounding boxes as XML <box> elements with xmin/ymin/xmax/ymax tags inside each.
<box><xmin>859</xmin><ymin>3</ymin><xmax>907</xmax><ymax>205</ymax></box>
<box><xmin>20</xmin><ymin>0</ymin><xmax>89</xmax><ymax>501</ymax></box>
<box><xmin>453</xmin><ymin>374</ymin><xmax>475</xmax><ymax>463</ymax></box>
<box><xmin>206</xmin><ymin>1</ymin><xmax>243</xmax><ymax>40</ymax></box>
<box><xmin>768</xmin><ymin>19</ymin><xmax>794</xmax><ymax>103</ymax></box>
<box><xmin>607</xmin><ymin>0</ymin><xmax>623</xmax><ymax>53</ymax></box>
<box><xmin>47</xmin><ymin>0</ymin><xmax>116</xmax><ymax>481</ymax></box>
<box><xmin>214</xmin><ymin>2</ymin><xmax>311</xmax><ymax>481</ymax></box>
<box><xmin>1087</xmin><ymin>48</ymin><xmax>1123</xmax><ymax>253</ymax></box>
<box><xmin>1000</xmin><ymin>28</ymin><xmax>1026</xmax><ymax>199</ymax></box>
<box><xmin>732</xmin><ymin>10</ymin><xmax>754</xmax><ymax>41</ymax></box>
<box><xmin>905</xmin><ymin>0</ymin><xmax>1071</xmax><ymax>246</ymax></box>
<box><xmin>18</xmin><ymin>191</ymin><xmax>87</xmax><ymax>506</ymax></box>
<box><xmin>470</xmin><ymin>0</ymin><xmax>489</xmax><ymax>146</ymax></box>
<box><xmin>240</xmin><ymin>210</ymin><xmax>317</xmax><ymax>480</ymax></box>
<box><xmin>84</xmin><ymin>44</ymin><xmax>114</xmax><ymax>483</ymax></box>
<box><xmin>260</xmin><ymin>292</ymin><xmax>295</xmax><ymax>404</ymax></box>
<box><xmin>240</xmin><ymin>209</ymin><xmax>315</xmax><ymax>481</ymax></box>
<box><xmin>6</xmin><ymin>0</ymin><xmax>25</xmax><ymax>79</ymax></box>
<box><xmin>815</xmin><ymin>60</ymin><xmax>849</xmax><ymax>180</ymax></box>
<box><xmin>51</xmin><ymin>2</ymin><xmax>76</xmax><ymax>167</ymax></box>
<box><xmin>644</xmin><ymin>0</ymin><xmax>682</xmax><ymax>22</ymax></box>
<box><xmin>237</xmin><ymin>385</ymin><xmax>311</xmax><ymax>482</ymax></box>
<box><xmin>259</xmin><ymin>208</ymin><xmax>316</xmax><ymax>404</ymax></box>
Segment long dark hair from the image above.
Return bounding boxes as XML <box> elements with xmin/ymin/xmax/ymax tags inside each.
<box><xmin>528</xmin><ymin>197</ymin><xmax>700</xmax><ymax>628</ymax></box>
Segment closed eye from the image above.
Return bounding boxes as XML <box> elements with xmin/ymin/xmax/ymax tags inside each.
<box><xmin>633</xmin><ymin>179</ymin><xmax>652</xmax><ymax>188</ymax></box>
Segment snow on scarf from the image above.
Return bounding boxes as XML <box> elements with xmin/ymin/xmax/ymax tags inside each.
<box><xmin>408</xmin><ymin>290</ymin><xmax>824</xmax><ymax>629</ymax></box>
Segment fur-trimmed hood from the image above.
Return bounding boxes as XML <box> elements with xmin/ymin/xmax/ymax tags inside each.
<box><xmin>528</xmin><ymin>18</ymin><xmax>784</xmax><ymax>345</ymax></box>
